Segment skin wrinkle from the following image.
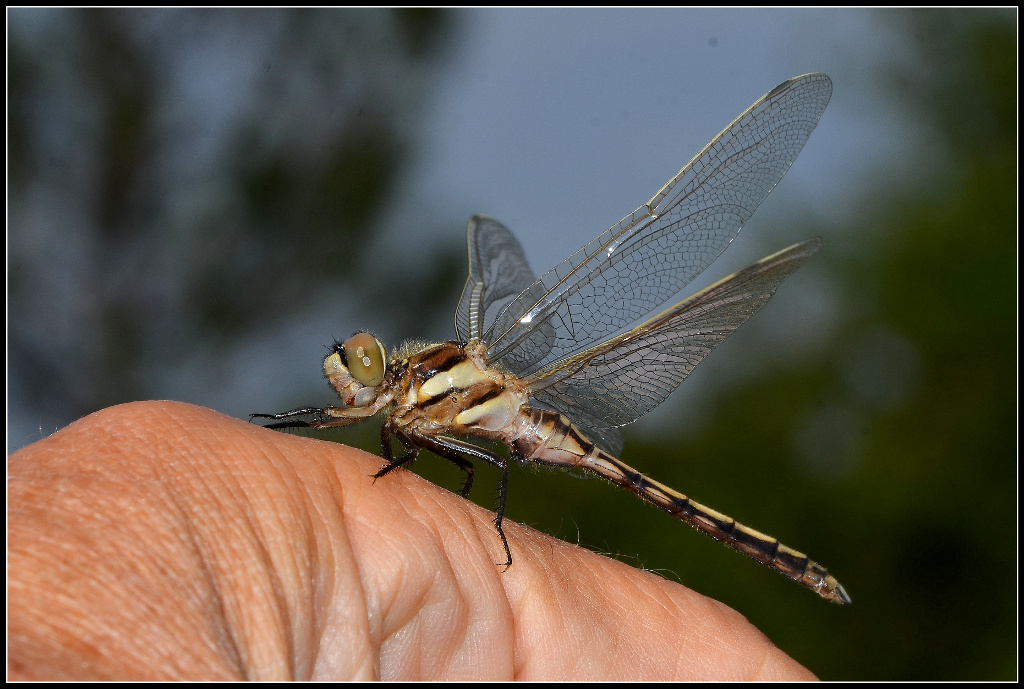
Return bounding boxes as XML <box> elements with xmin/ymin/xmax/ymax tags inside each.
<box><xmin>277</xmin><ymin>450</ymin><xmax>361</xmax><ymax>679</ymax></box>
<box><xmin>309</xmin><ymin>448</ymin><xmax>376</xmax><ymax>681</ymax></box>
<box><xmin>507</xmin><ymin>542</ymin><xmax>590</xmax><ymax>677</ymax></box>
<box><xmin>377</xmin><ymin>496</ymin><xmax>473</xmax><ymax>678</ymax></box>
<box><xmin>440</xmin><ymin>523</ymin><xmax>513</xmax><ymax>680</ymax></box>
<box><xmin>248</xmin><ymin>446</ymin><xmax>333</xmax><ymax>680</ymax></box>
<box><xmin>148</xmin><ymin>485</ymin><xmax>241</xmax><ymax>675</ymax></box>
<box><xmin>590</xmin><ymin>580</ymin><xmax>646</xmax><ymax>675</ymax></box>
<box><xmin>605</xmin><ymin>580</ymin><xmax>651</xmax><ymax>659</ymax></box>
<box><xmin>291</xmin><ymin>487</ymin><xmax>324</xmax><ymax>678</ymax></box>
<box><xmin>161</xmin><ymin>478</ymin><xmax>244</xmax><ymax>676</ymax></box>
<box><xmin>423</xmin><ymin>541</ymin><xmax>475</xmax><ymax>677</ymax></box>
<box><xmin>235</xmin><ymin>429</ymin><xmax>365</xmax><ymax>680</ymax></box>
<box><xmin>427</xmin><ymin>574</ymin><xmax>473</xmax><ymax>678</ymax></box>
<box><xmin>503</xmin><ymin>558</ymin><xmax>537</xmax><ymax>679</ymax></box>
<box><xmin>299</xmin><ymin>464</ymin><xmax>334</xmax><ymax>677</ymax></box>
<box><xmin>358</xmin><ymin>467</ymin><xmax>514</xmax><ymax>680</ymax></box>
<box><xmin>181</xmin><ymin>445</ymin><xmax>287</xmax><ymax>678</ymax></box>
<box><xmin>136</xmin><ymin>444</ymin><xmax>244</xmax><ymax>677</ymax></box>
<box><xmin>159</xmin><ymin>416</ymin><xmax>279</xmax><ymax>678</ymax></box>
<box><xmin>495</xmin><ymin>524</ymin><xmax>570</xmax><ymax>678</ymax></box>
<box><xmin>238</xmin><ymin>437</ymin><xmax>302</xmax><ymax>674</ymax></box>
<box><xmin>263</xmin><ymin>467</ymin><xmax>317</xmax><ymax>680</ymax></box>
<box><xmin>225</xmin><ymin>492</ymin><xmax>291</xmax><ymax>678</ymax></box>
<box><xmin>151</xmin><ymin>405</ymin><xmax>312</xmax><ymax>679</ymax></box>
<box><xmin>750</xmin><ymin>637</ymin><xmax>774</xmax><ymax>680</ymax></box>
<box><xmin>309</xmin><ymin>471</ymin><xmax>343</xmax><ymax>678</ymax></box>
<box><xmin>349</xmin><ymin>477</ymin><xmax>444</xmax><ymax>678</ymax></box>
<box><xmin>654</xmin><ymin>587</ymin><xmax>714</xmax><ymax>679</ymax></box>
<box><xmin>337</xmin><ymin>500</ymin><xmax>388</xmax><ymax>680</ymax></box>
<box><xmin>699</xmin><ymin>605</ymin><xmax>775</xmax><ymax>680</ymax></box>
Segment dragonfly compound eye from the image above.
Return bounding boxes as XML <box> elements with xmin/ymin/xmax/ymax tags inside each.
<box><xmin>342</xmin><ymin>332</ymin><xmax>387</xmax><ymax>387</ymax></box>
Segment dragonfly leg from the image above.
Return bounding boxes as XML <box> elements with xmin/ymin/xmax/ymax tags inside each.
<box><xmin>494</xmin><ymin>450</ymin><xmax>514</xmax><ymax>570</ymax></box>
<box><xmin>252</xmin><ymin>407</ymin><xmax>367</xmax><ymax>430</ymax></box>
<box><xmin>377</xmin><ymin>428</ymin><xmax>482</xmax><ymax>499</ymax></box>
<box><xmin>250</xmin><ymin>408</ymin><xmax>325</xmax><ymax>429</ymax></box>
<box><xmin>374</xmin><ymin>424</ymin><xmax>420</xmax><ymax>481</ymax></box>
<box><xmin>405</xmin><ymin>432</ymin><xmax>487</xmax><ymax>498</ymax></box>
<box><xmin>404</xmin><ymin>432</ymin><xmax>513</xmax><ymax>568</ymax></box>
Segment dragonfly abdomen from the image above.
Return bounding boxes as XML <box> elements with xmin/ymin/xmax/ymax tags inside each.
<box><xmin>514</xmin><ymin>406</ymin><xmax>850</xmax><ymax>604</ymax></box>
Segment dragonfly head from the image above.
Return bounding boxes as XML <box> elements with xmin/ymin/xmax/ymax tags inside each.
<box><xmin>324</xmin><ymin>332</ymin><xmax>388</xmax><ymax>407</ymax></box>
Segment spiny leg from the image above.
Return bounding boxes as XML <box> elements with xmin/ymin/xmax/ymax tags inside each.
<box><xmin>254</xmin><ymin>406</ymin><xmax>369</xmax><ymax>431</ymax></box>
<box><xmin>493</xmin><ymin>449</ymin><xmax>514</xmax><ymax>570</ymax></box>
<box><xmin>375</xmin><ymin>427</ymin><xmax>482</xmax><ymax>498</ymax></box>
<box><xmin>406</xmin><ymin>432</ymin><xmax>513</xmax><ymax>568</ymax></box>
<box><xmin>374</xmin><ymin>424</ymin><xmax>420</xmax><ymax>482</ymax></box>
<box><xmin>250</xmin><ymin>408</ymin><xmax>325</xmax><ymax>430</ymax></box>
<box><xmin>405</xmin><ymin>432</ymin><xmax>479</xmax><ymax>498</ymax></box>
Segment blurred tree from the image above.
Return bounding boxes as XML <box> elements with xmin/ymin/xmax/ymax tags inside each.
<box><xmin>8</xmin><ymin>9</ymin><xmax>456</xmax><ymax>442</ymax></box>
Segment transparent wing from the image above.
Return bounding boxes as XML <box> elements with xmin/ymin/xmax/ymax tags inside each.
<box><xmin>453</xmin><ymin>217</ymin><xmax>621</xmax><ymax>452</ymax></box>
<box><xmin>483</xmin><ymin>73</ymin><xmax>832</xmax><ymax>380</ymax></box>
<box><xmin>455</xmin><ymin>216</ymin><xmax>550</xmax><ymax>347</ymax></box>
<box><xmin>525</xmin><ymin>239</ymin><xmax>821</xmax><ymax>428</ymax></box>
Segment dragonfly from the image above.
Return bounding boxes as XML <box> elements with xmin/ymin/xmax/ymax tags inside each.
<box><xmin>254</xmin><ymin>73</ymin><xmax>849</xmax><ymax>604</ymax></box>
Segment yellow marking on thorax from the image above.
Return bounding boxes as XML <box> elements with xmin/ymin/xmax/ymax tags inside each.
<box><xmin>453</xmin><ymin>391</ymin><xmax>521</xmax><ymax>432</ymax></box>
<box><xmin>417</xmin><ymin>359</ymin><xmax>486</xmax><ymax>402</ymax></box>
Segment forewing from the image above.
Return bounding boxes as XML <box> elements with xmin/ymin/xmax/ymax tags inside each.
<box><xmin>526</xmin><ymin>239</ymin><xmax>821</xmax><ymax>428</ymax></box>
<box><xmin>455</xmin><ymin>216</ymin><xmax>545</xmax><ymax>344</ymax></box>
<box><xmin>483</xmin><ymin>74</ymin><xmax>832</xmax><ymax>380</ymax></box>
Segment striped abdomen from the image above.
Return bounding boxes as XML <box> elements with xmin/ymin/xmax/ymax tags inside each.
<box><xmin>512</xmin><ymin>407</ymin><xmax>850</xmax><ymax>604</ymax></box>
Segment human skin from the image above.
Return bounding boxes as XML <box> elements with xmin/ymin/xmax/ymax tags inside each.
<box><xmin>7</xmin><ymin>401</ymin><xmax>816</xmax><ymax>680</ymax></box>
